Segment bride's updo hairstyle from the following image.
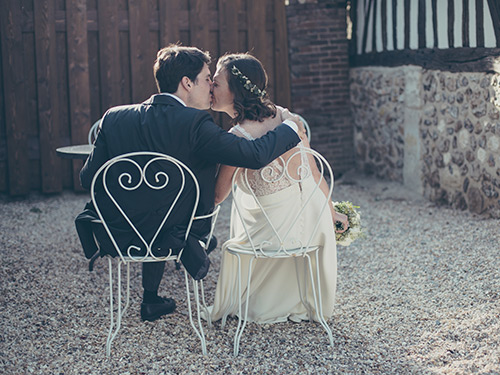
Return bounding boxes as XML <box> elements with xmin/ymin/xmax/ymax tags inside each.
<box><xmin>217</xmin><ymin>53</ymin><xmax>276</xmax><ymax>124</ymax></box>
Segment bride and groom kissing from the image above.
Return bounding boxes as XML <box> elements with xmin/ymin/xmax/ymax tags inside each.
<box><xmin>77</xmin><ymin>44</ymin><xmax>348</xmax><ymax>324</ymax></box>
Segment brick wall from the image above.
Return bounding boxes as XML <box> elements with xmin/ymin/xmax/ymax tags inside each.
<box><xmin>286</xmin><ymin>0</ymin><xmax>354</xmax><ymax>177</ymax></box>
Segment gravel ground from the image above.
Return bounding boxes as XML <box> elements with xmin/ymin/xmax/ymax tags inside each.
<box><xmin>0</xmin><ymin>173</ymin><xmax>499</xmax><ymax>374</ymax></box>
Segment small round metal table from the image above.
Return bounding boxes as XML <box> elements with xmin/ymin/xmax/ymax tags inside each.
<box><xmin>56</xmin><ymin>144</ymin><xmax>94</xmax><ymax>160</ymax></box>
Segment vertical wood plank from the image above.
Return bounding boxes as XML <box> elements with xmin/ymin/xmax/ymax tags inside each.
<box><xmin>66</xmin><ymin>0</ymin><xmax>91</xmax><ymax>190</ymax></box>
<box><xmin>0</xmin><ymin>39</ymin><xmax>6</xmax><ymax>192</ymax></box>
<box><xmin>362</xmin><ymin>0</ymin><xmax>374</xmax><ymax>53</ymax></box>
<box><xmin>247</xmin><ymin>0</ymin><xmax>268</xmax><ymax>65</ymax></box>
<box><xmin>372</xmin><ymin>0</ymin><xmax>378</xmax><ymax>51</ymax></box>
<box><xmin>273</xmin><ymin>0</ymin><xmax>291</xmax><ymax>108</ymax></box>
<box><xmin>349</xmin><ymin>0</ymin><xmax>358</xmax><ymax>57</ymax></box>
<box><xmin>159</xmin><ymin>0</ymin><xmax>180</xmax><ymax>46</ymax></box>
<box><xmin>97</xmin><ymin>1</ymin><xmax>122</xmax><ymax>110</ymax></box>
<box><xmin>404</xmin><ymin>0</ymin><xmax>410</xmax><ymax>49</ymax></box>
<box><xmin>476</xmin><ymin>0</ymin><xmax>484</xmax><ymax>47</ymax></box>
<box><xmin>0</xmin><ymin>0</ymin><xmax>30</xmax><ymax>194</ymax></box>
<box><xmin>129</xmin><ymin>0</ymin><xmax>155</xmax><ymax>102</ymax></box>
<box><xmin>418</xmin><ymin>0</ymin><xmax>426</xmax><ymax>48</ymax></box>
<box><xmin>381</xmin><ymin>0</ymin><xmax>388</xmax><ymax>51</ymax></box>
<box><xmin>119</xmin><ymin>32</ymin><xmax>133</xmax><ymax>102</ymax></box>
<box><xmin>431</xmin><ymin>0</ymin><xmax>438</xmax><ymax>47</ymax></box>
<box><xmin>218</xmin><ymin>0</ymin><xmax>240</xmax><ymax>54</ymax></box>
<box><xmin>56</xmin><ymin>31</ymin><xmax>73</xmax><ymax>189</ymax></box>
<box><xmin>33</xmin><ymin>0</ymin><xmax>62</xmax><ymax>193</ymax></box>
<box><xmin>486</xmin><ymin>0</ymin><xmax>500</xmax><ymax>47</ymax></box>
<box><xmin>392</xmin><ymin>0</ymin><xmax>398</xmax><ymax>49</ymax></box>
<box><xmin>463</xmin><ymin>0</ymin><xmax>470</xmax><ymax>47</ymax></box>
<box><xmin>448</xmin><ymin>0</ymin><xmax>455</xmax><ymax>47</ymax></box>
<box><xmin>189</xmin><ymin>0</ymin><xmax>211</xmax><ymax>52</ymax></box>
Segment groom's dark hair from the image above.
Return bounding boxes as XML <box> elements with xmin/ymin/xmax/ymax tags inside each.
<box><xmin>154</xmin><ymin>44</ymin><xmax>211</xmax><ymax>93</ymax></box>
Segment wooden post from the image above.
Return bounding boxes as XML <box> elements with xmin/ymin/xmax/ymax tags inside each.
<box><xmin>273</xmin><ymin>0</ymin><xmax>291</xmax><ymax>108</ymax></box>
<box><xmin>247</xmin><ymin>0</ymin><xmax>268</xmax><ymax>63</ymax></box>
<box><xmin>97</xmin><ymin>1</ymin><xmax>122</xmax><ymax>110</ymax></box>
<box><xmin>34</xmin><ymin>0</ymin><xmax>62</xmax><ymax>193</ymax></box>
<box><xmin>0</xmin><ymin>0</ymin><xmax>30</xmax><ymax>195</ymax></box>
<box><xmin>128</xmin><ymin>0</ymin><xmax>155</xmax><ymax>103</ymax></box>
<box><xmin>218</xmin><ymin>0</ymin><xmax>240</xmax><ymax>54</ymax></box>
<box><xmin>189</xmin><ymin>0</ymin><xmax>211</xmax><ymax>52</ymax></box>
<box><xmin>66</xmin><ymin>0</ymin><xmax>91</xmax><ymax>191</ymax></box>
<box><xmin>159</xmin><ymin>0</ymin><xmax>181</xmax><ymax>47</ymax></box>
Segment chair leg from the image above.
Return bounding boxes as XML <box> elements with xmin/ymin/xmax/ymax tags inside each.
<box><xmin>184</xmin><ymin>270</ymin><xmax>207</xmax><ymax>355</ymax></box>
<box><xmin>122</xmin><ymin>262</ymin><xmax>131</xmax><ymax>317</ymax></box>
<box><xmin>106</xmin><ymin>258</ymin><xmax>114</xmax><ymax>357</ymax></box>
<box><xmin>106</xmin><ymin>259</ymin><xmax>130</xmax><ymax>357</ymax></box>
<box><xmin>233</xmin><ymin>255</ymin><xmax>255</xmax><ymax>357</ymax></box>
<box><xmin>220</xmin><ymin>277</ymin><xmax>235</xmax><ymax>330</ymax></box>
<box><xmin>199</xmin><ymin>280</ymin><xmax>212</xmax><ymax>328</ymax></box>
<box><xmin>294</xmin><ymin>257</ymin><xmax>314</xmax><ymax>320</ymax></box>
<box><xmin>305</xmin><ymin>252</ymin><xmax>334</xmax><ymax>347</ymax></box>
<box><xmin>220</xmin><ymin>253</ymin><xmax>238</xmax><ymax>329</ymax></box>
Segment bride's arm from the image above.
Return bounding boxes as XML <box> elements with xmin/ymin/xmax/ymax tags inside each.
<box><xmin>214</xmin><ymin>165</ymin><xmax>237</xmax><ymax>205</ymax></box>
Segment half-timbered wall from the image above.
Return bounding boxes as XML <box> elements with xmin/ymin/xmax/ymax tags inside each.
<box><xmin>0</xmin><ymin>0</ymin><xmax>291</xmax><ymax>195</ymax></box>
<box><xmin>354</xmin><ymin>0</ymin><xmax>499</xmax><ymax>54</ymax></box>
<box><xmin>350</xmin><ymin>0</ymin><xmax>500</xmax><ymax>217</ymax></box>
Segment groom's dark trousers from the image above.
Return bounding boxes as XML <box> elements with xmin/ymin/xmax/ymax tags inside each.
<box><xmin>77</xmin><ymin>94</ymin><xmax>300</xmax><ymax>286</ymax></box>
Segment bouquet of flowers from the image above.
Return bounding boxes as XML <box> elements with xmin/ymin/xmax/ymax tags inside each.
<box><xmin>333</xmin><ymin>201</ymin><xmax>363</xmax><ymax>246</ymax></box>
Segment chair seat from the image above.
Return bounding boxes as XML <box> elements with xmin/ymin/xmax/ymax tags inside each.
<box><xmin>120</xmin><ymin>254</ymin><xmax>179</xmax><ymax>263</ymax></box>
<box><xmin>226</xmin><ymin>244</ymin><xmax>320</xmax><ymax>258</ymax></box>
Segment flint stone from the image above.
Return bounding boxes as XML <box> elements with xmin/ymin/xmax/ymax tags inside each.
<box><xmin>467</xmin><ymin>187</ymin><xmax>484</xmax><ymax>214</ymax></box>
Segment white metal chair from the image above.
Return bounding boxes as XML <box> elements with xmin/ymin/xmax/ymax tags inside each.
<box><xmin>90</xmin><ymin>151</ymin><xmax>220</xmax><ymax>356</ymax></box>
<box><xmin>88</xmin><ymin>119</ymin><xmax>101</xmax><ymax>144</ymax></box>
<box><xmin>224</xmin><ymin>147</ymin><xmax>334</xmax><ymax>356</ymax></box>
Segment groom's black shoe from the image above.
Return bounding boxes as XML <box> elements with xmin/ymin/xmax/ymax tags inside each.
<box><xmin>140</xmin><ymin>297</ymin><xmax>176</xmax><ymax>322</ymax></box>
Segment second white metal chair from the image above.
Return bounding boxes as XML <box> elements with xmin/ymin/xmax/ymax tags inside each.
<box><xmin>88</xmin><ymin>119</ymin><xmax>101</xmax><ymax>144</ymax></box>
<box><xmin>90</xmin><ymin>151</ymin><xmax>219</xmax><ymax>356</ymax></box>
<box><xmin>223</xmin><ymin>148</ymin><xmax>334</xmax><ymax>356</ymax></box>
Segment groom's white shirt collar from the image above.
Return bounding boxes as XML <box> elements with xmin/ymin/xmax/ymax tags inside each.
<box><xmin>159</xmin><ymin>93</ymin><xmax>186</xmax><ymax>107</ymax></box>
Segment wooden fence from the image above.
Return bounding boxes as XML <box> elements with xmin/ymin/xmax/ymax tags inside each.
<box><xmin>0</xmin><ymin>0</ymin><xmax>291</xmax><ymax>195</ymax></box>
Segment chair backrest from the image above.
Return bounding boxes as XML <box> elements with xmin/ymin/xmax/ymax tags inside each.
<box><xmin>88</xmin><ymin>119</ymin><xmax>101</xmax><ymax>145</ymax></box>
<box><xmin>90</xmin><ymin>151</ymin><xmax>200</xmax><ymax>262</ymax></box>
<box><xmin>230</xmin><ymin>147</ymin><xmax>333</xmax><ymax>257</ymax></box>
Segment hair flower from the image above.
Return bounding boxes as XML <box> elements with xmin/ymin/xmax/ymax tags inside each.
<box><xmin>231</xmin><ymin>65</ymin><xmax>267</xmax><ymax>99</ymax></box>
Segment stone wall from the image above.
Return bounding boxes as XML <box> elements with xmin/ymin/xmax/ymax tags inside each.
<box><xmin>286</xmin><ymin>0</ymin><xmax>354</xmax><ymax>176</ymax></box>
<box><xmin>350</xmin><ymin>66</ymin><xmax>500</xmax><ymax>217</ymax></box>
<box><xmin>349</xmin><ymin>67</ymin><xmax>407</xmax><ymax>181</ymax></box>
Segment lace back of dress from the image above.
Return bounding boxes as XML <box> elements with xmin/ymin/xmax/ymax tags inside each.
<box><xmin>233</xmin><ymin>124</ymin><xmax>310</xmax><ymax>196</ymax></box>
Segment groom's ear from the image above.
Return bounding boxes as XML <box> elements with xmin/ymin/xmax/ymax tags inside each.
<box><xmin>180</xmin><ymin>76</ymin><xmax>192</xmax><ymax>91</ymax></box>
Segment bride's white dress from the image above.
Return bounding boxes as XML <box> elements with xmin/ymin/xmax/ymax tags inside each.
<box><xmin>209</xmin><ymin>124</ymin><xmax>337</xmax><ymax>324</ymax></box>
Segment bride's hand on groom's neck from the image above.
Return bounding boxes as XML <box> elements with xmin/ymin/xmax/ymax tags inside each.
<box><xmin>278</xmin><ymin>106</ymin><xmax>307</xmax><ymax>142</ymax></box>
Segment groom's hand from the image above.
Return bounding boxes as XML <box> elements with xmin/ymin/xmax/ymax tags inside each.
<box><xmin>279</xmin><ymin>106</ymin><xmax>307</xmax><ymax>142</ymax></box>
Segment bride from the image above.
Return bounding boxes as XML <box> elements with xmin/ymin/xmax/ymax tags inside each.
<box><xmin>209</xmin><ymin>53</ymin><xmax>348</xmax><ymax>324</ymax></box>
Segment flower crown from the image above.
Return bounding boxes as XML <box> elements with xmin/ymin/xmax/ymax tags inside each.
<box><xmin>230</xmin><ymin>66</ymin><xmax>267</xmax><ymax>99</ymax></box>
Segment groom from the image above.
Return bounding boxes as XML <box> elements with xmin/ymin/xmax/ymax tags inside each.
<box><xmin>77</xmin><ymin>44</ymin><xmax>303</xmax><ymax>322</ymax></box>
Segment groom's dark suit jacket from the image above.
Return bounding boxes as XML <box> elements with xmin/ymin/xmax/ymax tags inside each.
<box><xmin>76</xmin><ymin>94</ymin><xmax>300</xmax><ymax>279</ymax></box>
